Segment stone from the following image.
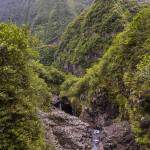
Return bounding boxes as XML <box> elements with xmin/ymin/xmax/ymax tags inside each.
<box><xmin>38</xmin><ymin>109</ymin><xmax>92</xmax><ymax>150</ymax></box>
<box><xmin>101</xmin><ymin>122</ymin><xmax>140</xmax><ymax>150</ymax></box>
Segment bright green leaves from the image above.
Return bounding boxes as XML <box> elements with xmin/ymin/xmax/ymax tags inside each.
<box><xmin>0</xmin><ymin>23</ymin><xmax>49</xmax><ymax>150</ymax></box>
<box><xmin>59</xmin><ymin>6</ymin><xmax>150</xmax><ymax>148</ymax></box>
<box><xmin>57</xmin><ymin>0</ymin><xmax>140</xmax><ymax>73</ymax></box>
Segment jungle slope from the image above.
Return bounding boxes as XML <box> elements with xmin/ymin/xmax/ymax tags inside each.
<box><xmin>0</xmin><ymin>0</ymin><xmax>92</xmax><ymax>43</ymax></box>
<box><xmin>60</xmin><ymin>6</ymin><xmax>150</xmax><ymax>149</ymax></box>
<box><xmin>56</xmin><ymin>0</ymin><xmax>140</xmax><ymax>75</ymax></box>
<box><xmin>0</xmin><ymin>0</ymin><xmax>149</xmax><ymax>149</ymax></box>
<box><xmin>0</xmin><ymin>23</ymin><xmax>52</xmax><ymax>149</ymax></box>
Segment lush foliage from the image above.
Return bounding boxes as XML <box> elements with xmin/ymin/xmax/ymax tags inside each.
<box><xmin>0</xmin><ymin>0</ymin><xmax>91</xmax><ymax>44</ymax></box>
<box><xmin>39</xmin><ymin>44</ymin><xmax>58</xmax><ymax>66</ymax></box>
<box><xmin>0</xmin><ymin>23</ymin><xmax>50</xmax><ymax>149</ymax></box>
<box><xmin>0</xmin><ymin>1</ymin><xmax>150</xmax><ymax>149</ymax></box>
<box><xmin>60</xmin><ymin>6</ymin><xmax>150</xmax><ymax>148</ymax></box>
<box><xmin>36</xmin><ymin>65</ymin><xmax>66</xmax><ymax>94</ymax></box>
<box><xmin>57</xmin><ymin>0</ymin><xmax>140</xmax><ymax>74</ymax></box>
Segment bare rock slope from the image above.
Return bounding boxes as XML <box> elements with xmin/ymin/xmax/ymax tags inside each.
<box><xmin>38</xmin><ymin>109</ymin><xmax>92</xmax><ymax>150</ymax></box>
<box><xmin>38</xmin><ymin>107</ymin><xmax>140</xmax><ymax>150</ymax></box>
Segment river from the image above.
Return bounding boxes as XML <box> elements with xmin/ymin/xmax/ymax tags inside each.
<box><xmin>92</xmin><ymin>129</ymin><xmax>101</xmax><ymax>150</ymax></box>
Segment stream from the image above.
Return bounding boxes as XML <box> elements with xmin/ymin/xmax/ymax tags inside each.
<box><xmin>39</xmin><ymin>95</ymin><xmax>139</xmax><ymax>150</ymax></box>
<box><xmin>92</xmin><ymin>129</ymin><xmax>101</xmax><ymax>150</ymax></box>
<box><xmin>53</xmin><ymin>98</ymin><xmax>103</xmax><ymax>149</ymax></box>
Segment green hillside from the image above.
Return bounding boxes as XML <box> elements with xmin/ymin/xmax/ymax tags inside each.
<box><xmin>60</xmin><ymin>6</ymin><xmax>150</xmax><ymax>149</ymax></box>
<box><xmin>0</xmin><ymin>23</ymin><xmax>52</xmax><ymax>149</ymax></box>
<box><xmin>0</xmin><ymin>0</ymin><xmax>92</xmax><ymax>43</ymax></box>
<box><xmin>56</xmin><ymin>0</ymin><xmax>140</xmax><ymax>75</ymax></box>
<box><xmin>0</xmin><ymin>0</ymin><xmax>150</xmax><ymax>149</ymax></box>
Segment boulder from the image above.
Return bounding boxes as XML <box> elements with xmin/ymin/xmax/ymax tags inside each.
<box><xmin>102</xmin><ymin>122</ymin><xmax>140</xmax><ymax>150</ymax></box>
<box><xmin>38</xmin><ymin>109</ymin><xmax>92</xmax><ymax>150</ymax></box>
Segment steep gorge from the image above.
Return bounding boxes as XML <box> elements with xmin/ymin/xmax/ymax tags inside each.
<box><xmin>38</xmin><ymin>107</ymin><xmax>139</xmax><ymax>150</ymax></box>
<box><xmin>0</xmin><ymin>0</ymin><xmax>149</xmax><ymax>150</ymax></box>
<box><xmin>59</xmin><ymin>3</ymin><xmax>150</xmax><ymax>149</ymax></box>
<box><xmin>56</xmin><ymin>0</ymin><xmax>140</xmax><ymax>75</ymax></box>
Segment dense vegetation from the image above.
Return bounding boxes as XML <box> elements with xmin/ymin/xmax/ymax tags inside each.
<box><xmin>56</xmin><ymin>0</ymin><xmax>140</xmax><ymax>74</ymax></box>
<box><xmin>60</xmin><ymin>6</ymin><xmax>150</xmax><ymax>149</ymax></box>
<box><xmin>0</xmin><ymin>0</ymin><xmax>149</xmax><ymax>149</ymax></box>
<box><xmin>32</xmin><ymin>0</ymin><xmax>92</xmax><ymax>43</ymax></box>
<box><xmin>0</xmin><ymin>24</ymin><xmax>51</xmax><ymax>149</ymax></box>
<box><xmin>0</xmin><ymin>0</ymin><xmax>92</xmax><ymax>43</ymax></box>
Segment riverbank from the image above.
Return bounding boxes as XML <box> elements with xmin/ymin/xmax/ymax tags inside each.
<box><xmin>38</xmin><ymin>108</ymin><xmax>140</xmax><ymax>150</ymax></box>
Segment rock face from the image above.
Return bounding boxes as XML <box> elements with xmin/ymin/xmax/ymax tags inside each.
<box><xmin>39</xmin><ymin>90</ymin><xmax>139</xmax><ymax>150</ymax></box>
<box><xmin>38</xmin><ymin>108</ymin><xmax>92</xmax><ymax>150</ymax></box>
<box><xmin>102</xmin><ymin>122</ymin><xmax>140</xmax><ymax>150</ymax></box>
<box><xmin>79</xmin><ymin>89</ymin><xmax>140</xmax><ymax>150</ymax></box>
<box><xmin>39</xmin><ymin>106</ymin><xmax>140</xmax><ymax>150</ymax></box>
<box><xmin>80</xmin><ymin>89</ymin><xmax>119</xmax><ymax>128</ymax></box>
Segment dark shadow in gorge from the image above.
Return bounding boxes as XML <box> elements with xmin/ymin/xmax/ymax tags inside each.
<box><xmin>54</xmin><ymin>96</ymin><xmax>73</xmax><ymax>115</ymax></box>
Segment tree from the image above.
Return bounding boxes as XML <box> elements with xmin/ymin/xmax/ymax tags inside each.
<box><xmin>0</xmin><ymin>23</ymin><xmax>49</xmax><ymax>150</ymax></box>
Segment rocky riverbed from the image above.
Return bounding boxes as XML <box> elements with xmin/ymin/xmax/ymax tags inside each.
<box><xmin>38</xmin><ymin>108</ymin><xmax>92</xmax><ymax>150</ymax></box>
<box><xmin>38</xmin><ymin>107</ymin><xmax>140</xmax><ymax>150</ymax></box>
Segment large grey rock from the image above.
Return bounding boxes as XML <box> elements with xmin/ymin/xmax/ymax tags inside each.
<box><xmin>38</xmin><ymin>108</ymin><xmax>92</xmax><ymax>150</ymax></box>
<box><xmin>80</xmin><ymin>88</ymin><xmax>140</xmax><ymax>150</ymax></box>
<box><xmin>102</xmin><ymin>122</ymin><xmax>140</xmax><ymax>150</ymax></box>
<box><xmin>39</xmin><ymin>108</ymin><xmax>140</xmax><ymax>150</ymax></box>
